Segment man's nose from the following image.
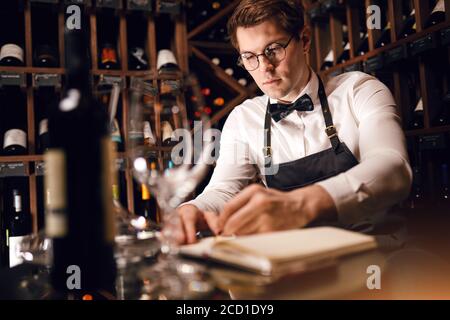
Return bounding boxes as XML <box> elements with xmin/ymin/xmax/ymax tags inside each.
<box><xmin>259</xmin><ymin>55</ymin><xmax>275</xmax><ymax>72</ymax></box>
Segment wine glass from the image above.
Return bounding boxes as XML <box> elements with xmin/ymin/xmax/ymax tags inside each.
<box><xmin>127</xmin><ymin>74</ymin><xmax>215</xmax><ymax>299</ymax></box>
<box><xmin>100</xmin><ymin>82</ymin><xmax>161</xmax><ymax>266</ymax></box>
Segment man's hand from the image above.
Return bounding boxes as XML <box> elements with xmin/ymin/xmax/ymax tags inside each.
<box><xmin>176</xmin><ymin>204</ymin><xmax>220</xmax><ymax>244</ymax></box>
<box><xmin>217</xmin><ymin>184</ymin><xmax>337</xmax><ymax>236</ymax></box>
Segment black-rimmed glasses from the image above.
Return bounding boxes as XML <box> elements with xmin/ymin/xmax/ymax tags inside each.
<box><xmin>237</xmin><ymin>35</ymin><xmax>294</xmax><ymax>71</ymax></box>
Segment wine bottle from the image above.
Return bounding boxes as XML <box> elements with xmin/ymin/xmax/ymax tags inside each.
<box><xmin>410</xmin><ymin>165</ymin><xmax>425</xmax><ymax>211</ymax></box>
<box><xmin>8</xmin><ymin>187</ymin><xmax>32</xmax><ymax>268</ymax></box>
<box><xmin>149</xmin><ymin>162</ymin><xmax>160</xmax><ymax>224</ymax></box>
<box><xmin>205</xmin><ymin>20</ymin><xmax>228</xmax><ymax>42</ymax></box>
<box><xmin>0</xmin><ymin>44</ymin><xmax>24</xmax><ymax>66</ymax></box>
<box><xmin>0</xmin><ymin>180</ymin><xmax>8</xmax><ymax>268</ymax></box>
<box><xmin>143</xmin><ymin>121</ymin><xmax>156</xmax><ymax>146</ymax></box>
<box><xmin>157</xmin><ymin>49</ymin><xmax>180</xmax><ymax>74</ymax></box>
<box><xmin>36</xmin><ymin>88</ymin><xmax>55</xmax><ymax>154</ymax></box>
<box><xmin>140</xmin><ymin>184</ymin><xmax>157</xmax><ymax>223</ymax></box>
<box><xmin>46</xmin><ymin>16</ymin><xmax>116</xmax><ymax>296</ymax></box>
<box><xmin>211</xmin><ymin>54</ymin><xmax>249</xmax><ymax>85</ymax></box>
<box><xmin>32</xmin><ymin>3</ymin><xmax>59</xmax><ymax>68</ymax></box>
<box><xmin>2</xmin><ymin>89</ymin><xmax>27</xmax><ymax>156</ymax></box>
<box><xmin>34</xmin><ymin>44</ymin><xmax>58</xmax><ymax>68</ymax></box>
<box><xmin>213</xmin><ymin>97</ymin><xmax>225</xmax><ymax>107</ymax></box>
<box><xmin>129</xmin><ymin>47</ymin><xmax>148</xmax><ymax>70</ymax></box>
<box><xmin>375</xmin><ymin>22</ymin><xmax>391</xmax><ymax>48</ymax></box>
<box><xmin>337</xmin><ymin>42</ymin><xmax>350</xmax><ymax>64</ymax></box>
<box><xmin>98</xmin><ymin>9</ymin><xmax>119</xmax><ymax>70</ymax></box>
<box><xmin>434</xmin><ymin>91</ymin><xmax>450</xmax><ymax>126</ymax></box>
<box><xmin>356</xmin><ymin>32</ymin><xmax>369</xmax><ymax>56</ymax></box>
<box><xmin>99</xmin><ymin>42</ymin><xmax>119</xmax><ymax>70</ymax></box>
<box><xmin>308</xmin><ymin>5</ymin><xmax>327</xmax><ymax>24</ymax></box>
<box><xmin>399</xmin><ymin>9</ymin><xmax>416</xmax><ymax>39</ymax></box>
<box><xmin>157</xmin><ymin>0</ymin><xmax>181</xmax><ymax>15</ymax></box>
<box><xmin>161</xmin><ymin>120</ymin><xmax>175</xmax><ymax>146</ymax></box>
<box><xmin>127</xmin><ymin>0</ymin><xmax>152</xmax><ymax>11</ymax></box>
<box><xmin>411</xmin><ymin>98</ymin><xmax>424</xmax><ymax>129</ymax></box>
<box><xmin>438</xmin><ymin>163</ymin><xmax>450</xmax><ymax>206</ymax></box>
<box><xmin>111</xmin><ymin>118</ymin><xmax>123</xmax><ymax>151</ymax></box>
<box><xmin>0</xmin><ymin>2</ymin><xmax>25</xmax><ymax>66</ymax></box>
<box><xmin>105</xmin><ymin>83</ymin><xmax>123</xmax><ymax>152</ymax></box>
<box><xmin>322</xmin><ymin>0</ymin><xmax>345</xmax><ymax>13</ymax></box>
<box><xmin>211</xmin><ymin>1</ymin><xmax>223</xmax><ymax>12</ymax></box>
<box><xmin>127</xmin><ymin>13</ymin><xmax>149</xmax><ymax>70</ymax></box>
<box><xmin>36</xmin><ymin>174</ymin><xmax>47</xmax><ymax>232</ymax></box>
<box><xmin>321</xmin><ymin>49</ymin><xmax>334</xmax><ymax>71</ymax></box>
<box><xmin>425</xmin><ymin>0</ymin><xmax>445</xmax><ymax>28</ymax></box>
<box><xmin>234</xmin><ymin>66</ymin><xmax>250</xmax><ymax>86</ymax></box>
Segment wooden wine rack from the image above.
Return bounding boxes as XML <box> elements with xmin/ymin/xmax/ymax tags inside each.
<box><xmin>4</xmin><ymin>0</ymin><xmax>449</xmax><ymax>233</ymax></box>
<box><xmin>0</xmin><ymin>0</ymin><xmax>257</xmax><ymax>233</ymax></box>
<box><xmin>305</xmin><ymin>0</ymin><xmax>450</xmax><ymax>134</ymax></box>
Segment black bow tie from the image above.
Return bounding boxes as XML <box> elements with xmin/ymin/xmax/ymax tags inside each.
<box><xmin>269</xmin><ymin>94</ymin><xmax>314</xmax><ymax>122</ymax></box>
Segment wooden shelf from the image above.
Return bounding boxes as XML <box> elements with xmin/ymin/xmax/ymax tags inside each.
<box><xmin>319</xmin><ymin>21</ymin><xmax>450</xmax><ymax>76</ymax></box>
<box><xmin>0</xmin><ymin>1</ymin><xmax>193</xmax><ymax>233</ymax></box>
<box><xmin>0</xmin><ymin>66</ymin><xmax>65</xmax><ymax>74</ymax></box>
<box><xmin>0</xmin><ymin>155</ymin><xmax>43</xmax><ymax>163</ymax></box>
<box><xmin>189</xmin><ymin>41</ymin><xmax>235</xmax><ymax>52</ymax></box>
<box><xmin>0</xmin><ymin>67</ymin><xmax>185</xmax><ymax>81</ymax></box>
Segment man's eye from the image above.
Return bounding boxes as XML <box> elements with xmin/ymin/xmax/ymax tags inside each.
<box><xmin>264</xmin><ymin>48</ymin><xmax>277</xmax><ymax>57</ymax></box>
<box><xmin>242</xmin><ymin>54</ymin><xmax>255</xmax><ymax>61</ymax></box>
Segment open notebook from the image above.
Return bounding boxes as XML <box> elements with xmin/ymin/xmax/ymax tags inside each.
<box><xmin>180</xmin><ymin>227</ymin><xmax>377</xmax><ymax>276</ymax></box>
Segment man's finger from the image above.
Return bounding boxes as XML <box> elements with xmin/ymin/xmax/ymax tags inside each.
<box><xmin>218</xmin><ymin>184</ymin><xmax>265</xmax><ymax>230</ymax></box>
<box><xmin>222</xmin><ymin>200</ymin><xmax>261</xmax><ymax>236</ymax></box>
<box><xmin>180</xmin><ymin>211</ymin><xmax>198</xmax><ymax>244</ymax></box>
<box><xmin>203</xmin><ymin>211</ymin><xmax>220</xmax><ymax>235</ymax></box>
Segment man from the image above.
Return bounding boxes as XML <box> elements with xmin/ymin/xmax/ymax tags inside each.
<box><xmin>176</xmin><ymin>0</ymin><xmax>412</xmax><ymax>244</ymax></box>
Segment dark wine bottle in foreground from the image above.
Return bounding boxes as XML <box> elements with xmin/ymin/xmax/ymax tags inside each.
<box><xmin>46</xmin><ymin>15</ymin><xmax>116</xmax><ymax>299</ymax></box>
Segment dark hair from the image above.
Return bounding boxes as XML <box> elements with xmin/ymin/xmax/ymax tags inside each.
<box><xmin>227</xmin><ymin>0</ymin><xmax>305</xmax><ymax>50</ymax></box>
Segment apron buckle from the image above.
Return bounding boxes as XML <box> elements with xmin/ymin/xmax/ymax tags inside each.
<box><xmin>263</xmin><ymin>146</ymin><xmax>272</xmax><ymax>158</ymax></box>
<box><xmin>325</xmin><ymin>125</ymin><xmax>337</xmax><ymax>138</ymax></box>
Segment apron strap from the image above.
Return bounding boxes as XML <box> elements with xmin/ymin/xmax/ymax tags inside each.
<box><xmin>264</xmin><ymin>104</ymin><xmax>272</xmax><ymax>167</ymax></box>
<box><xmin>317</xmin><ymin>76</ymin><xmax>341</xmax><ymax>151</ymax></box>
<box><xmin>263</xmin><ymin>74</ymin><xmax>342</xmax><ymax>168</ymax></box>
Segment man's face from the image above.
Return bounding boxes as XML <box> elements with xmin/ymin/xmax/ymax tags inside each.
<box><xmin>236</xmin><ymin>20</ymin><xmax>311</xmax><ymax>102</ymax></box>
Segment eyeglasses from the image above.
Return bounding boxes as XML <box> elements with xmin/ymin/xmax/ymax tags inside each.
<box><xmin>237</xmin><ymin>35</ymin><xmax>294</xmax><ymax>71</ymax></box>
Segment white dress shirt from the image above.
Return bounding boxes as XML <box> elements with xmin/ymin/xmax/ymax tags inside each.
<box><xmin>184</xmin><ymin>70</ymin><xmax>413</xmax><ymax>224</ymax></box>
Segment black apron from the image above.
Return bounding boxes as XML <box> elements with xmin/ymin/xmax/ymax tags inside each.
<box><xmin>263</xmin><ymin>75</ymin><xmax>358</xmax><ymax>191</ymax></box>
<box><xmin>261</xmin><ymin>75</ymin><xmax>407</xmax><ymax>244</ymax></box>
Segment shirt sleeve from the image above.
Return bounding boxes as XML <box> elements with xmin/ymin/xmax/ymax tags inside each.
<box><xmin>316</xmin><ymin>74</ymin><xmax>413</xmax><ymax>225</ymax></box>
<box><xmin>180</xmin><ymin>108</ymin><xmax>258</xmax><ymax>213</ymax></box>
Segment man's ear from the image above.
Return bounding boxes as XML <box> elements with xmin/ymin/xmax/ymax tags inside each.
<box><xmin>300</xmin><ymin>26</ymin><xmax>312</xmax><ymax>54</ymax></box>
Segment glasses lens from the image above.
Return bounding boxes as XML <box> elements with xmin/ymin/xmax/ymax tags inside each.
<box><xmin>265</xmin><ymin>44</ymin><xmax>285</xmax><ymax>63</ymax></box>
<box><xmin>240</xmin><ymin>54</ymin><xmax>258</xmax><ymax>71</ymax></box>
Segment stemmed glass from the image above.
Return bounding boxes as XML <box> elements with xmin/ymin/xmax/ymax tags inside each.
<box><xmin>128</xmin><ymin>74</ymin><xmax>215</xmax><ymax>299</ymax></box>
<box><xmin>103</xmin><ymin>82</ymin><xmax>161</xmax><ymax>268</ymax></box>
